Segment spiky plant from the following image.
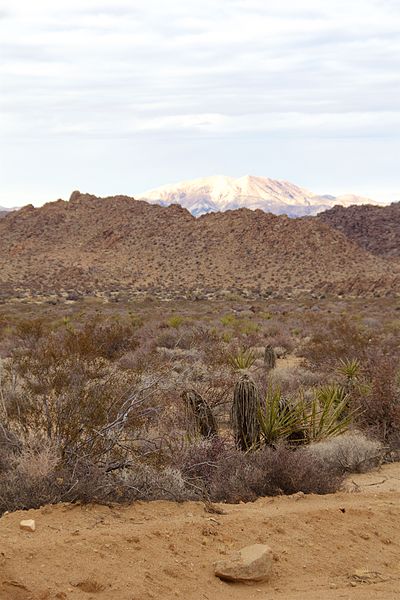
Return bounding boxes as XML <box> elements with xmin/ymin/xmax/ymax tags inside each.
<box><xmin>298</xmin><ymin>385</ymin><xmax>353</xmax><ymax>444</ymax></box>
<box><xmin>338</xmin><ymin>358</ymin><xmax>361</xmax><ymax>396</ymax></box>
<box><xmin>338</xmin><ymin>358</ymin><xmax>361</xmax><ymax>381</ymax></box>
<box><xmin>258</xmin><ymin>385</ymin><xmax>305</xmax><ymax>447</ymax></box>
<box><xmin>182</xmin><ymin>389</ymin><xmax>218</xmax><ymax>439</ymax></box>
<box><xmin>264</xmin><ymin>345</ymin><xmax>276</xmax><ymax>370</ymax></box>
<box><xmin>315</xmin><ymin>384</ymin><xmax>348</xmax><ymax>407</ymax></box>
<box><xmin>228</xmin><ymin>348</ymin><xmax>256</xmax><ymax>371</ymax></box>
<box><xmin>231</xmin><ymin>374</ymin><xmax>261</xmax><ymax>451</ymax></box>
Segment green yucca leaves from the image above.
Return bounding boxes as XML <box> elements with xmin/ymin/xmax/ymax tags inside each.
<box><xmin>338</xmin><ymin>358</ymin><xmax>361</xmax><ymax>381</ymax></box>
<box><xmin>258</xmin><ymin>383</ymin><xmax>354</xmax><ymax>447</ymax></box>
<box><xmin>228</xmin><ymin>348</ymin><xmax>256</xmax><ymax>371</ymax></box>
<box><xmin>315</xmin><ymin>384</ymin><xmax>348</xmax><ymax>407</ymax></box>
<box><xmin>298</xmin><ymin>385</ymin><xmax>353</xmax><ymax>443</ymax></box>
<box><xmin>258</xmin><ymin>386</ymin><xmax>303</xmax><ymax>446</ymax></box>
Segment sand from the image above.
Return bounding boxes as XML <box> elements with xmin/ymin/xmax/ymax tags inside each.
<box><xmin>0</xmin><ymin>463</ymin><xmax>399</xmax><ymax>600</ymax></box>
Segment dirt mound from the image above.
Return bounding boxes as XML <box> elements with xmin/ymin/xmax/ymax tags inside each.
<box><xmin>318</xmin><ymin>202</ymin><xmax>400</xmax><ymax>258</ymax></box>
<box><xmin>0</xmin><ymin>192</ymin><xmax>398</xmax><ymax>300</ymax></box>
<box><xmin>0</xmin><ymin>463</ymin><xmax>399</xmax><ymax>600</ymax></box>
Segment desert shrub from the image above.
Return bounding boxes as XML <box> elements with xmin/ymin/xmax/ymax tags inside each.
<box><xmin>220</xmin><ymin>314</ymin><xmax>238</xmax><ymax>327</ymax></box>
<box><xmin>0</xmin><ymin>461</ymin><xmax>61</xmax><ymax>514</ymax></box>
<box><xmin>116</xmin><ymin>463</ymin><xmax>191</xmax><ymax>501</ymax></box>
<box><xmin>301</xmin><ymin>315</ymin><xmax>372</xmax><ymax>371</ymax></box>
<box><xmin>156</xmin><ymin>325</ymin><xmax>195</xmax><ymax>350</ymax></box>
<box><xmin>177</xmin><ymin>437</ymin><xmax>227</xmax><ymax>488</ymax></box>
<box><xmin>166</xmin><ymin>315</ymin><xmax>185</xmax><ymax>329</ymax></box>
<box><xmin>353</xmin><ymin>356</ymin><xmax>400</xmax><ymax>451</ymax></box>
<box><xmin>0</xmin><ymin>431</ymin><xmax>65</xmax><ymax>513</ymax></box>
<box><xmin>173</xmin><ymin>439</ymin><xmax>343</xmax><ymax>503</ymax></box>
<box><xmin>0</xmin><ymin>453</ymin><xmax>109</xmax><ymax>513</ymax></box>
<box><xmin>209</xmin><ymin>445</ymin><xmax>344</xmax><ymax>502</ymax></box>
<box><xmin>0</xmin><ymin>313</ymin><xmax>168</xmax><ymax>511</ymax></box>
<box><xmin>262</xmin><ymin>321</ymin><xmax>295</xmax><ymax>354</ymax></box>
<box><xmin>15</xmin><ymin>317</ymin><xmax>49</xmax><ymax>347</ymax></box>
<box><xmin>307</xmin><ymin>432</ymin><xmax>383</xmax><ymax>474</ymax></box>
<box><xmin>0</xmin><ymin>431</ymin><xmax>192</xmax><ymax>514</ymax></box>
<box><xmin>267</xmin><ymin>365</ymin><xmax>323</xmax><ymax>395</ymax></box>
<box><xmin>14</xmin><ymin>315</ymin><xmax>138</xmax><ymax>360</ymax></box>
<box><xmin>11</xmin><ymin>433</ymin><xmax>60</xmax><ymax>480</ymax></box>
<box><xmin>2</xmin><ymin>350</ymin><xmax>138</xmax><ymax>452</ymax></box>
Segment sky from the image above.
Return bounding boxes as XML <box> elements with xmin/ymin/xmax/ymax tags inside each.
<box><xmin>1</xmin><ymin>0</ymin><xmax>400</xmax><ymax>207</ymax></box>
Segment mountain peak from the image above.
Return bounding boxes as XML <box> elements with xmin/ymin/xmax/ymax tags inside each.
<box><xmin>138</xmin><ymin>175</ymin><xmax>379</xmax><ymax>217</ymax></box>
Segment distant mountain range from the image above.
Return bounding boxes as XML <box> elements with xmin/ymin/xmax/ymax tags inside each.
<box><xmin>138</xmin><ymin>175</ymin><xmax>383</xmax><ymax>217</ymax></box>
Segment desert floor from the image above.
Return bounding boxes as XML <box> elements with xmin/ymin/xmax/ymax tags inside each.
<box><xmin>0</xmin><ymin>464</ymin><xmax>399</xmax><ymax>600</ymax></box>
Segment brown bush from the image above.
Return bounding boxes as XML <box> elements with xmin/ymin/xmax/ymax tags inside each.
<box><xmin>307</xmin><ymin>432</ymin><xmax>383</xmax><ymax>473</ymax></box>
<box><xmin>301</xmin><ymin>315</ymin><xmax>372</xmax><ymax>371</ymax></box>
<box><xmin>354</xmin><ymin>356</ymin><xmax>400</xmax><ymax>452</ymax></box>
<box><xmin>173</xmin><ymin>440</ymin><xmax>344</xmax><ymax>503</ymax></box>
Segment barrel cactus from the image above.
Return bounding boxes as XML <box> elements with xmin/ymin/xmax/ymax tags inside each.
<box><xmin>183</xmin><ymin>389</ymin><xmax>218</xmax><ymax>438</ymax></box>
<box><xmin>264</xmin><ymin>345</ymin><xmax>276</xmax><ymax>370</ymax></box>
<box><xmin>231</xmin><ymin>374</ymin><xmax>261</xmax><ymax>451</ymax></box>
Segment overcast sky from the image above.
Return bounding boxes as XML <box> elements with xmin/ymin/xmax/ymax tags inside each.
<box><xmin>1</xmin><ymin>0</ymin><xmax>400</xmax><ymax>207</ymax></box>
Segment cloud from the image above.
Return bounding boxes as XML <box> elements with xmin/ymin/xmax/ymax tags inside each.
<box><xmin>0</xmin><ymin>0</ymin><xmax>399</xmax><ymax>205</ymax></box>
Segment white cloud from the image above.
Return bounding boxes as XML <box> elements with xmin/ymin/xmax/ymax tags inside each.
<box><xmin>0</xmin><ymin>0</ymin><xmax>399</xmax><ymax>205</ymax></box>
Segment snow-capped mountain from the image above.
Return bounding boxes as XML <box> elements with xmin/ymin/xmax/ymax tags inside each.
<box><xmin>138</xmin><ymin>175</ymin><xmax>380</xmax><ymax>217</ymax></box>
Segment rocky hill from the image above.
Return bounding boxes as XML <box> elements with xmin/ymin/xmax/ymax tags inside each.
<box><xmin>0</xmin><ymin>191</ymin><xmax>398</xmax><ymax>300</ymax></box>
<box><xmin>0</xmin><ymin>207</ymin><xmax>11</xmax><ymax>218</ymax></box>
<box><xmin>318</xmin><ymin>202</ymin><xmax>400</xmax><ymax>258</ymax></box>
<box><xmin>139</xmin><ymin>175</ymin><xmax>378</xmax><ymax>217</ymax></box>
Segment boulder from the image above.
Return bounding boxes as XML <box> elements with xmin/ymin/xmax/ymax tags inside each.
<box><xmin>214</xmin><ymin>543</ymin><xmax>273</xmax><ymax>583</ymax></box>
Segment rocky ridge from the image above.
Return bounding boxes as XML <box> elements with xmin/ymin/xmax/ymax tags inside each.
<box><xmin>318</xmin><ymin>202</ymin><xmax>400</xmax><ymax>258</ymax></box>
<box><xmin>0</xmin><ymin>191</ymin><xmax>398</xmax><ymax>300</ymax></box>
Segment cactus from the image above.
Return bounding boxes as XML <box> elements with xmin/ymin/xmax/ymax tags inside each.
<box><xmin>264</xmin><ymin>345</ymin><xmax>276</xmax><ymax>370</ymax></box>
<box><xmin>183</xmin><ymin>389</ymin><xmax>218</xmax><ymax>438</ymax></box>
<box><xmin>231</xmin><ymin>374</ymin><xmax>261</xmax><ymax>451</ymax></box>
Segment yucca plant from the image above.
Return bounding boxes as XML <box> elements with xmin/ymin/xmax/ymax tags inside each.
<box><xmin>338</xmin><ymin>358</ymin><xmax>361</xmax><ymax>381</ymax></box>
<box><xmin>315</xmin><ymin>384</ymin><xmax>348</xmax><ymax>407</ymax></box>
<box><xmin>338</xmin><ymin>357</ymin><xmax>362</xmax><ymax>397</ymax></box>
<box><xmin>298</xmin><ymin>385</ymin><xmax>353</xmax><ymax>444</ymax></box>
<box><xmin>228</xmin><ymin>348</ymin><xmax>256</xmax><ymax>371</ymax></box>
<box><xmin>232</xmin><ymin>374</ymin><xmax>261</xmax><ymax>451</ymax></box>
<box><xmin>258</xmin><ymin>386</ymin><xmax>304</xmax><ymax>447</ymax></box>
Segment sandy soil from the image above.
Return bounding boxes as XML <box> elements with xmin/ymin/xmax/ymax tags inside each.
<box><xmin>0</xmin><ymin>464</ymin><xmax>399</xmax><ymax>600</ymax></box>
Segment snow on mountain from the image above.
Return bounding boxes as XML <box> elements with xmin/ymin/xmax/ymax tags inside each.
<box><xmin>138</xmin><ymin>175</ymin><xmax>380</xmax><ymax>217</ymax></box>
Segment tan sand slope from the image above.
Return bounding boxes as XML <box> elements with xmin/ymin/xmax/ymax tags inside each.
<box><xmin>0</xmin><ymin>463</ymin><xmax>399</xmax><ymax>600</ymax></box>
